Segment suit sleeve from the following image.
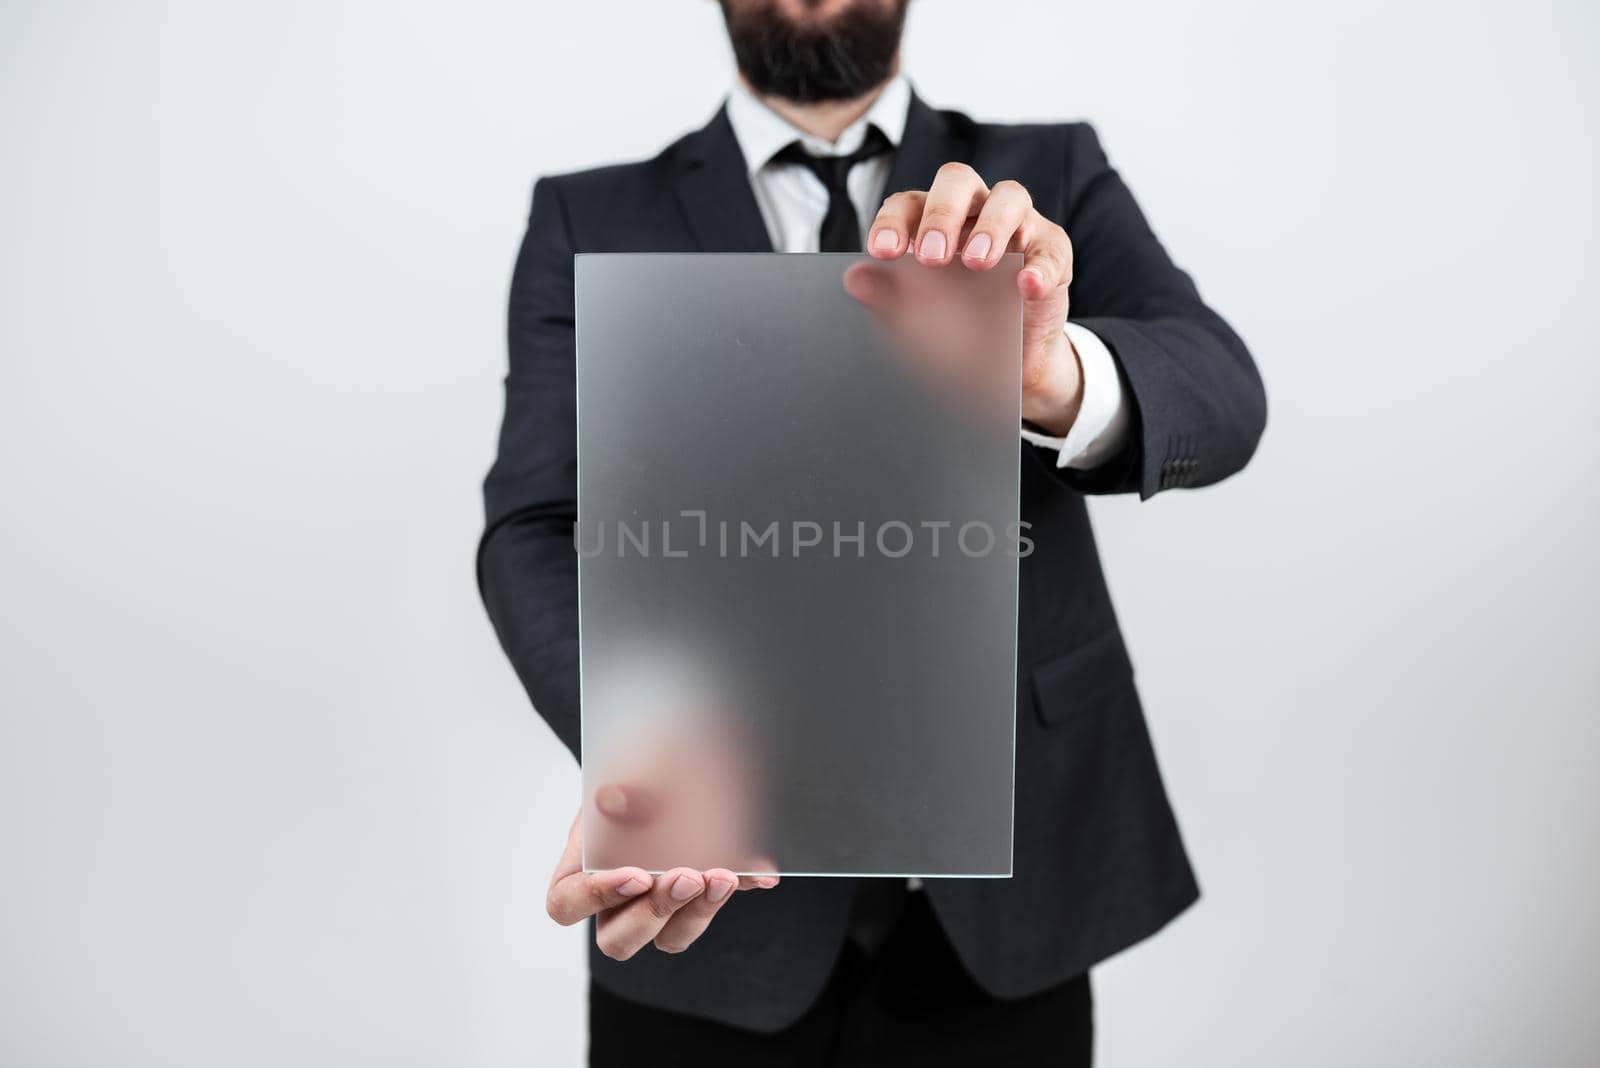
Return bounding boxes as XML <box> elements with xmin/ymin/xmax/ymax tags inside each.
<box><xmin>477</xmin><ymin>177</ymin><xmax>583</xmax><ymax>760</ymax></box>
<box><xmin>1053</xmin><ymin>123</ymin><xmax>1267</xmax><ymax>499</ymax></box>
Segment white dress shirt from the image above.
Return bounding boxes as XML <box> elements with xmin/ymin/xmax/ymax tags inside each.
<box><xmin>724</xmin><ymin>75</ymin><xmax>1131</xmax><ymax>470</ymax></box>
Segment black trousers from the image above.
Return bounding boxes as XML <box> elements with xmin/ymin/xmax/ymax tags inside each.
<box><xmin>589</xmin><ymin>893</ymin><xmax>1093</xmax><ymax>1066</ymax></box>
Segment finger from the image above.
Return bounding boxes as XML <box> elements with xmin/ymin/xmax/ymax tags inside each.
<box><xmin>915</xmin><ymin>162</ymin><xmax>988</xmax><ymax>266</ymax></box>
<box><xmin>737</xmin><ymin>854</ymin><xmax>781</xmax><ymax>891</ymax></box>
<box><xmin>547</xmin><ymin>810</ymin><xmax>586</xmax><ymax>887</ymax></box>
<box><xmin>592</xmin><ymin>782</ymin><xmax>662</xmax><ymax>828</ymax></box>
<box><xmin>1015</xmin><ymin>214</ymin><xmax>1074</xmax><ymax>298</ymax></box>
<box><xmin>593</xmin><ymin>867</ymin><xmax>705</xmax><ymax>962</ymax></box>
<box><xmin>843</xmin><ymin>262</ymin><xmax>931</xmax><ymax>360</ymax></box>
<box><xmin>652</xmin><ymin>869</ymin><xmax>740</xmax><ymax>954</ymax></box>
<box><xmin>867</xmin><ymin>190</ymin><xmax>926</xmax><ymax>259</ymax></box>
<box><xmin>961</xmin><ymin>179</ymin><xmax>1033</xmax><ymax>270</ymax></box>
<box><xmin>546</xmin><ymin>865</ymin><xmax>653</xmax><ymax>926</ymax></box>
<box><xmin>738</xmin><ymin>874</ymin><xmax>781</xmax><ymax>890</ymax></box>
<box><xmin>842</xmin><ymin>260</ymin><xmax>898</xmax><ymax>310</ymax></box>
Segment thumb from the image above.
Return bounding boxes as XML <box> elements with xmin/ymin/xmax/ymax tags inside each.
<box><xmin>593</xmin><ymin>783</ymin><xmax>663</xmax><ymax>827</ymax></box>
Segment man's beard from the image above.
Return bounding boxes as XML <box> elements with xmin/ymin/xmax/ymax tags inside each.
<box><xmin>718</xmin><ymin>0</ymin><xmax>910</xmax><ymax>103</ymax></box>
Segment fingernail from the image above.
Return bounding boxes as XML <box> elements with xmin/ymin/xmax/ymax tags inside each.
<box><xmin>872</xmin><ymin>229</ymin><xmax>899</xmax><ymax>252</ymax></box>
<box><xmin>669</xmin><ymin>874</ymin><xmax>702</xmax><ymax>901</ymax></box>
<box><xmin>706</xmin><ymin>878</ymin><xmax>733</xmax><ymax>904</ymax></box>
<box><xmin>595</xmin><ymin>784</ymin><xmax>627</xmax><ymax>817</ymax></box>
<box><xmin>757</xmin><ymin>876</ymin><xmax>779</xmax><ymax>889</ymax></box>
<box><xmin>919</xmin><ymin>230</ymin><xmax>947</xmax><ymax>260</ymax></box>
<box><xmin>964</xmin><ymin>233</ymin><xmax>992</xmax><ymax>261</ymax></box>
<box><xmin>617</xmin><ymin>877</ymin><xmax>648</xmax><ymax>897</ymax></box>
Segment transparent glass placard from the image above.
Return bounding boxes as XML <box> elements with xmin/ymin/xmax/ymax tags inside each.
<box><xmin>577</xmin><ymin>253</ymin><xmax>1022</xmax><ymax>877</ymax></box>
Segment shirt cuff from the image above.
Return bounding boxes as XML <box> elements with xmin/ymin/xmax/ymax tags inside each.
<box><xmin>1019</xmin><ymin>321</ymin><xmax>1131</xmax><ymax>470</ymax></box>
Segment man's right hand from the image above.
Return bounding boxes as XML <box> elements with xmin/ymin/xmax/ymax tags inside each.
<box><xmin>545</xmin><ymin>803</ymin><xmax>778</xmax><ymax>961</ymax></box>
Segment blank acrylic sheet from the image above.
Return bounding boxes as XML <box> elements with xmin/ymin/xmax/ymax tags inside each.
<box><xmin>577</xmin><ymin>253</ymin><xmax>1022</xmax><ymax>877</ymax></box>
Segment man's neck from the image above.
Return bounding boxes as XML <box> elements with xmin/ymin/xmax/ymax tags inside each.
<box><xmin>740</xmin><ymin>65</ymin><xmax>898</xmax><ymax>145</ymax></box>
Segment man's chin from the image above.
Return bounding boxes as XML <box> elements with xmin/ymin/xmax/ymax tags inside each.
<box><xmin>722</xmin><ymin>0</ymin><xmax>909</xmax><ymax>104</ymax></box>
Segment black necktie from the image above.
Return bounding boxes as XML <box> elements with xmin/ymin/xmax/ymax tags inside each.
<box><xmin>773</xmin><ymin>127</ymin><xmax>893</xmax><ymax>253</ymax></box>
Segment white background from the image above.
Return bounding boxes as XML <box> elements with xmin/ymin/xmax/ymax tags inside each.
<box><xmin>3</xmin><ymin>1</ymin><xmax>1597</xmax><ymax>1064</ymax></box>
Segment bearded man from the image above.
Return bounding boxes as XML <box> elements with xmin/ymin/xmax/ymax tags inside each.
<box><xmin>479</xmin><ymin>1</ymin><xmax>1267</xmax><ymax>1062</ymax></box>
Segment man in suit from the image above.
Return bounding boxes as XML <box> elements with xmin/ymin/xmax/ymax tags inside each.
<box><xmin>480</xmin><ymin>0</ymin><xmax>1266</xmax><ymax>1062</ymax></box>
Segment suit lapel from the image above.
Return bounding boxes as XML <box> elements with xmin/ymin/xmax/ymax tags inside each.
<box><xmin>673</xmin><ymin>106</ymin><xmax>774</xmax><ymax>253</ymax></box>
<box><xmin>880</xmin><ymin>91</ymin><xmax>971</xmax><ymax>203</ymax></box>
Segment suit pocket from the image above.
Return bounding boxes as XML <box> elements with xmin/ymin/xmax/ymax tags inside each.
<box><xmin>1031</xmin><ymin>628</ymin><xmax>1135</xmax><ymax>727</ymax></box>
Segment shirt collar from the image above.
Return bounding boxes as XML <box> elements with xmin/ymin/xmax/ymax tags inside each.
<box><xmin>725</xmin><ymin>73</ymin><xmax>912</xmax><ymax>175</ymax></box>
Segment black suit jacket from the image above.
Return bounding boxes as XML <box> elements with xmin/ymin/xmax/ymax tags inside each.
<box><xmin>480</xmin><ymin>92</ymin><xmax>1266</xmax><ymax>1031</ymax></box>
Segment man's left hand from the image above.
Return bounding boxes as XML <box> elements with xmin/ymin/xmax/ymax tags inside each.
<box><xmin>866</xmin><ymin>164</ymin><xmax>1083</xmax><ymax>436</ymax></box>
